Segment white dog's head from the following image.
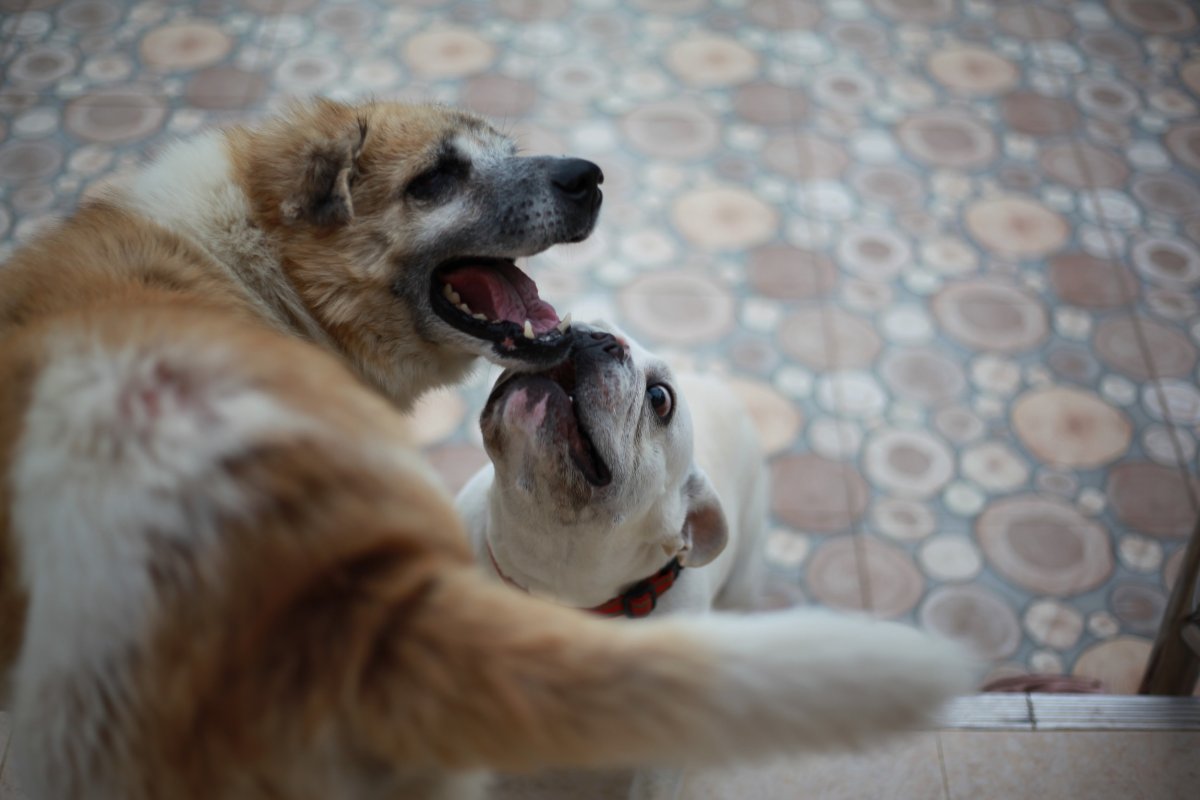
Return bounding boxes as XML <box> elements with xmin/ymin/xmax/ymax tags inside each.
<box><xmin>479</xmin><ymin>322</ymin><xmax>728</xmax><ymax>605</ymax></box>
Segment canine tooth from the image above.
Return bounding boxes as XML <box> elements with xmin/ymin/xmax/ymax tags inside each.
<box><xmin>556</xmin><ymin>312</ymin><xmax>572</xmax><ymax>334</ymax></box>
<box><xmin>523</xmin><ymin>320</ymin><xmax>535</xmax><ymax>339</ymax></box>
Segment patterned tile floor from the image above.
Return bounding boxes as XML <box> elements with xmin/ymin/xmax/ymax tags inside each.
<box><xmin>1</xmin><ymin>0</ymin><xmax>1199</xmax><ymax>692</ymax></box>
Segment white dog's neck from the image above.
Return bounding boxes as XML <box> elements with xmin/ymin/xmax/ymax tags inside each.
<box><xmin>480</xmin><ymin>477</ymin><xmax>676</xmax><ymax>608</ymax></box>
<box><xmin>119</xmin><ymin>132</ymin><xmax>339</xmax><ymax>353</ymax></box>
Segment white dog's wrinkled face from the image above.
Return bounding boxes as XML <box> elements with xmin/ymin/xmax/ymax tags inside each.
<box><xmin>480</xmin><ymin>322</ymin><xmax>727</xmax><ymax>588</ymax></box>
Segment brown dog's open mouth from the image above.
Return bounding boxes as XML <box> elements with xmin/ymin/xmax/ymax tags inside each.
<box><xmin>432</xmin><ymin>257</ymin><xmax>571</xmax><ymax>363</ymax></box>
<box><xmin>485</xmin><ymin>359</ymin><xmax>612</xmax><ymax>488</ymax></box>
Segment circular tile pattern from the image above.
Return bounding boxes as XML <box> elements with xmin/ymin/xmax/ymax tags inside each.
<box><xmin>747</xmin><ymin>0</ymin><xmax>822</xmax><ymax>28</ymax></box>
<box><xmin>1002</xmin><ymin>91</ymin><xmax>1079</xmax><ymax>136</ymax></box>
<box><xmin>1142</xmin><ymin>425</ymin><xmax>1196</xmax><ymax>467</ymax></box>
<box><xmin>808</xmin><ymin>418</ymin><xmax>863</xmax><ymax>462</ymax></box>
<box><xmin>850</xmin><ymin>165</ymin><xmax>922</xmax><ymax>209</ymax></box>
<box><xmin>665</xmin><ymin>34</ymin><xmax>758</xmax><ymax>87</ymax></box>
<box><xmin>621</xmin><ymin>101</ymin><xmax>720</xmax><ymax>160</ymax></box>
<box><xmin>965</xmin><ymin>196</ymin><xmax>1069</xmax><ymax>259</ymax></box>
<box><xmin>814</xmin><ymin>70</ymin><xmax>877</xmax><ymax>110</ymax></box>
<box><xmin>1107</xmin><ymin>462</ymin><xmax>1199</xmax><ymax>538</ymax></box>
<box><xmin>1072</xmin><ymin>636</ymin><xmax>1152</xmax><ymax>694</ymax></box>
<box><xmin>59</xmin><ymin>0</ymin><xmax>122</xmax><ymax>29</ymax></box>
<box><xmin>185</xmin><ymin>66</ymin><xmax>268</xmax><ymax>109</ymax></box>
<box><xmin>927</xmin><ymin>47</ymin><xmax>1018</xmax><ymax>95</ymax></box>
<box><xmin>1111</xmin><ymin>583</ymin><xmax>1167</xmax><ymax>635</ymax></box>
<box><xmin>1108</xmin><ymin>0</ymin><xmax>1197</xmax><ymax>35</ymax></box>
<box><xmin>976</xmin><ymin>495</ymin><xmax>1114</xmax><ymax>596</ymax></box>
<box><xmin>934</xmin><ymin>407</ymin><xmax>985</xmax><ymax>445</ymax></box>
<box><xmin>897</xmin><ymin>110</ymin><xmax>997</xmax><ymax>169</ymax></box>
<box><xmin>807</xmin><ymin>536</ymin><xmax>925</xmax><ymax>617</ymax></box>
<box><xmin>778</xmin><ymin>307</ymin><xmax>881</xmax><ymax>371</ymax></box>
<box><xmin>733</xmin><ymin>82</ymin><xmax>806</xmax><ymax>125</ymax></box>
<box><xmin>961</xmin><ymin>441</ymin><xmax>1029</xmax><ymax>492</ymax></box>
<box><xmin>1095</xmin><ymin>316</ymin><xmax>1197</xmax><ymax>380</ymax></box>
<box><xmin>763</xmin><ymin>133</ymin><xmax>848</xmax><ymax>179</ymax></box>
<box><xmin>1024</xmin><ymin>599</ymin><xmax>1084</xmax><ymax>650</ymax></box>
<box><xmin>0</xmin><ymin>140</ymin><xmax>63</xmax><ymax>181</ymax></box>
<box><xmin>933</xmin><ymin>281</ymin><xmax>1049</xmax><ymax>353</ymax></box>
<box><xmin>1144</xmin><ymin>379</ymin><xmax>1200</xmax><ymax>425</ymax></box>
<box><xmin>140</xmin><ymin>22</ymin><xmax>232</xmax><ymax>71</ymax></box>
<box><xmin>461</xmin><ymin>75</ymin><xmax>537</xmax><ymax>118</ymax></box>
<box><xmin>1132</xmin><ymin>174</ymin><xmax>1200</xmax><ymax>218</ymax></box>
<box><xmin>918</xmin><ymin>535</ymin><xmax>983</xmax><ymax>582</ymax></box>
<box><xmin>1080</xmin><ymin>30</ymin><xmax>1141</xmax><ymax>63</ymax></box>
<box><xmin>7</xmin><ymin>43</ymin><xmax>78</xmax><ymax>86</ymax></box>
<box><xmin>827</xmin><ymin>19</ymin><xmax>888</xmax><ymax>56</ymax></box>
<box><xmin>879</xmin><ymin>347</ymin><xmax>965</xmax><ymax>406</ymax></box>
<box><xmin>1164</xmin><ymin>122</ymin><xmax>1200</xmax><ymax>171</ymax></box>
<box><xmin>871</xmin><ymin>0</ymin><xmax>954</xmax><ymax>24</ymax></box>
<box><xmin>671</xmin><ymin>186</ymin><xmax>778</xmax><ymax>249</ymax></box>
<box><xmin>64</xmin><ymin>91</ymin><xmax>167</xmax><ymax>144</ymax></box>
<box><xmin>1077</xmin><ymin>78</ymin><xmax>1139</xmax><ymax>119</ymax></box>
<box><xmin>836</xmin><ymin>227</ymin><xmax>912</xmax><ymax>280</ymax></box>
<box><xmin>1046</xmin><ymin>345</ymin><xmax>1101</xmax><ymax>384</ymax></box>
<box><xmin>997</xmin><ymin>5</ymin><xmax>1073</xmax><ymax>38</ymax></box>
<box><xmin>404</xmin><ymin>27</ymin><xmax>496</xmax><ymax>78</ymax></box>
<box><xmin>619</xmin><ymin>270</ymin><xmax>735</xmax><ymax>345</ymax></box>
<box><xmin>815</xmin><ymin>372</ymin><xmax>888</xmax><ymax>417</ymax></box>
<box><xmin>1040</xmin><ymin>143</ymin><xmax>1129</xmax><ymax>189</ymax></box>
<box><xmin>1012</xmin><ymin>387</ymin><xmax>1131</xmax><ymax>468</ymax></box>
<box><xmin>864</xmin><ymin>428</ymin><xmax>954</xmax><ymax>499</ymax></box>
<box><xmin>870</xmin><ymin>497</ymin><xmax>937</xmax><ymax>541</ymax></box>
<box><xmin>728</xmin><ymin>378</ymin><xmax>802</xmax><ymax>456</ymax></box>
<box><xmin>920</xmin><ymin>585</ymin><xmax>1022</xmax><ymax>660</ymax></box>
<box><xmin>771</xmin><ymin>453</ymin><xmax>868</xmax><ymax>533</ymax></box>
<box><xmin>1048</xmin><ymin>252</ymin><xmax>1137</xmax><ymax>309</ymax></box>
<box><xmin>747</xmin><ymin>245</ymin><xmax>835</xmax><ymax>300</ymax></box>
<box><xmin>1131</xmin><ymin>235</ymin><xmax>1200</xmax><ymax>289</ymax></box>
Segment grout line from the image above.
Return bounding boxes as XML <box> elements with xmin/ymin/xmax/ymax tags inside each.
<box><xmin>772</xmin><ymin>2</ymin><xmax>876</xmax><ymax>616</ymax></box>
<box><xmin>935</xmin><ymin>732</ymin><xmax>952</xmax><ymax>800</ymax></box>
<box><xmin>1020</xmin><ymin>0</ymin><xmax>1200</xmax><ymax>507</ymax></box>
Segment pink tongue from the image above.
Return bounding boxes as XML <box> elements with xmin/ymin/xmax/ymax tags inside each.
<box><xmin>443</xmin><ymin>263</ymin><xmax>561</xmax><ymax>334</ymax></box>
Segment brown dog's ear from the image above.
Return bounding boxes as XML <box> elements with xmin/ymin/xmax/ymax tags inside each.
<box><xmin>282</xmin><ymin>118</ymin><xmax>368</xmax><ymax>227</ymax></box>
<box><xmin>678</xmin><ymin>470</ymin><xmax>729</xmax><ymax>568</ymax></box>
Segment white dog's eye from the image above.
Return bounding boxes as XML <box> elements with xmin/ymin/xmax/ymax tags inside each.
<box><xmin>647</xmin><ymin>384</ymin><xmax>673</xmax><ymax>421</ymax></box>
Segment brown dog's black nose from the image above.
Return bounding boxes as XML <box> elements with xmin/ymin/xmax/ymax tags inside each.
<box><xmin>574</xmin><ymin>328</ymin><xmax>628</xmax><ymax>363</ymax></box>
<box><xmin>550</xmin><ymin>158</ymin><xmax>604</xmax><ymax>203</ymax></box>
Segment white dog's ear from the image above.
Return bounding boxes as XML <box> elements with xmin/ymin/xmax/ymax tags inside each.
<box><xmin>283</xmin><ymin>117</ymin><xmax>368</xmax><ymax>227</ymax></box>
<box><xmin>678</xmin><ymin>470</ymin><xmax>728</xmax><ymax>568</ymax></box>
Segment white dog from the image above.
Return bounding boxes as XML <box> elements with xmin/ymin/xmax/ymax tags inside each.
<box><xmin>457</xmin><ymin>323</ymin><xmax>968</xmax><ymax>799</ymax></box>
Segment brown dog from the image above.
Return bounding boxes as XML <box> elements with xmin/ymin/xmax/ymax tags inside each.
<box><xmin>0</xmin><ymin>99</ymin><xmax>973</xmax><ymax>799</ymax></box>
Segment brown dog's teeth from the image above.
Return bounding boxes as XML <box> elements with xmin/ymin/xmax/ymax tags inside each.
<box><xmin>523</xmin><ymin>320</ymin><xmax>535</xmax><ymax>339</ymax></box>
<box><xmin>442</xmin><ymin>283</ymin><xmax>462</xmax><ymax>305</ymax></box>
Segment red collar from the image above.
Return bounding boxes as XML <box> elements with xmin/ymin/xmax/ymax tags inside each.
<box><xmin>485</xmin><ymin>542</ymin><xmax>684</xmax><ymax>619</ymax></box>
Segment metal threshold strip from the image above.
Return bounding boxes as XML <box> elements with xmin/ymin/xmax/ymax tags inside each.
<box><xmin>933</xmin><ymin>693</ymin><xmax>1200</xmax><ymax>731</ymax></box>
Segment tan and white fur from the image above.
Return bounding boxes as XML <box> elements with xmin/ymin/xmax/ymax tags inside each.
<box><xmin>457</xmin><ymin>323</ymin><xmax>966</xmax><ymax>799</ymax></box>
<box><xmin>0</xmin><ymin>99</ymin><xmax>974</xmax><ymax>800</ymax></box>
